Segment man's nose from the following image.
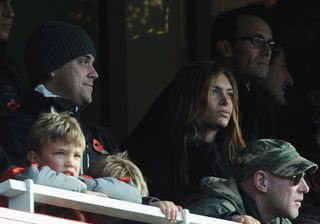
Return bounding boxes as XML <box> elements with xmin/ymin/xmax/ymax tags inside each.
<box><xmin>261</xmin><ymin>43</ymin><xmax>272</xmax><ymax>58</ymax></box>
<box><xmin>299</xmin><ymin>178</ymin><xmax>310</xmax><ymax>194</ymax></box>
<box><xmin>89</xmin><ymin>65</ymin><xmax>99</xmax><ymax>79</ymax></box>
<box><xmin>65</xmin><ymin>156</ymin><xmax>76</xmax><ymax>167</ymax></box>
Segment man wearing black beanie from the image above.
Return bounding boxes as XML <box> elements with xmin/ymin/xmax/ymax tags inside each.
<box><xmin>0</xmin><ymin>21</ymin><xmax>118</xmax><ymax>174</ymax></box>
<box><xmin>24</xmin><ymin>21</ymin><xmax>98</xmax><ymax>106</ymax></box>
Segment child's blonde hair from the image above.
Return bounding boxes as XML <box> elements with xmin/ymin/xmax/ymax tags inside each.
<box><xmin>27</xmin><ymin>112</ymin><xmax>86</xmax><ymax>154</ymax></box>
<box><xmin>88</xmin><ymin>151</ymin><xmax>149</xmax><ymax>197</ymax></box>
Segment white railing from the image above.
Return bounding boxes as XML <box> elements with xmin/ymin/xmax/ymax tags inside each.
<box><xmin>0</xmin><ymin>179</ymin><xmax>236</xmax><ymax>224</ymax></box>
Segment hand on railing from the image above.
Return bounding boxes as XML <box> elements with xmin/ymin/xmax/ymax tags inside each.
<box><xmin>150</xmin><ymin>200</ymin><xmax>183</xmax><ymax>223</ymax></box>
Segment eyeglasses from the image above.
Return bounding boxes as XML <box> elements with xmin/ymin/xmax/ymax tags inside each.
<box><xmin>235</xmin><ymin>36</ymin><xmax>277</xmax><ymax>50</ymax></box>
<box><xmin>285</xmin><ymin>173</ymin><xmax>305</xmax><ymax>186</ymax></box>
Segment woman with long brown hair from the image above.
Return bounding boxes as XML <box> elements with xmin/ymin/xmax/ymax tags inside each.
<box><xmin>122</xmin><ymin>60</ymin><xmax>245</xmax><ymax>204</ymax></box>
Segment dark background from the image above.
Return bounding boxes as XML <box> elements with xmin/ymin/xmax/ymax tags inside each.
<box><xmin>7</xmin><ymin>0</ymin><xmax>320</xmax><ymax>142</ymax></box>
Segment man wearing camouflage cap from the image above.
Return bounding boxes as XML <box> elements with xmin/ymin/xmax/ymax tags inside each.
<box><xmin>188</xmin><ymin>139</ymin><xmax>318</xmax><ymax>224</ymax></box>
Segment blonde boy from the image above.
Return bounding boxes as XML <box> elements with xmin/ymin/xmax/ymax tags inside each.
<box><xmin>3</xmin><ymin>112</ymin><xmax>142</xmax><ymax>204</ymax></box>
<box><xmin>89</xmin><ymin>151</ymin><xmax>183</xmax><ymax>223</ymax></box>
<box><xmin>27</xmin><ymin>112</ymin><xmax>85</xmax><ymax>177</ymax></box>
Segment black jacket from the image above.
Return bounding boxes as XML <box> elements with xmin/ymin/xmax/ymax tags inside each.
<box><xmin>123</xmin><ymin>132</ymin><xmax>233</xmax><ymax>204</ymax></box>
<box><xmin>0</xmin><ymin>54</ymin><xmax>29</xmax><ymax>114</ymax></box>
<box><xmin>0</xmin><ymin>91</ymin><xmax>118</xmax><ymax>173</ymax></box>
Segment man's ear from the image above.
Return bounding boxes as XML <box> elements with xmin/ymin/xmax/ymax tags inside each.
<box><xmin>253</xmin><ymin>170</ymin><xmax>268</xmax><ymax>193</ymax></box>
<box><xmin>27</xmin><ymin>151</ymin><xmax>40</xmax><ymax>164</ymax></box>
<box><xmin>217</xmin><ymin>40</ymin><xmax>233</xmax><ymax>57</ymax></box>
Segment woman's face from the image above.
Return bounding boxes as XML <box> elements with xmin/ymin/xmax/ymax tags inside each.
<box><xmin>200</xmin><ymin>72</ymin><xmax>233</xmax><ymax>129</ymax></box>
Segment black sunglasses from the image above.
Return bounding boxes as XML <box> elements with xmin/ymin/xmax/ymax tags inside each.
<box><xmin>235</xmin><ymin>36</ymin><xmax>277</xmax><ymax>50</ymax></box>
<box><xmin>286</xmin><ymin>173</ymin><xmax>305</xmax><ymax>186</ymax></box>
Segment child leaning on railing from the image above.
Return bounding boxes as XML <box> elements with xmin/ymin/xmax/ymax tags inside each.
<box><xmin>0</xmin><ymin>112</ymin><xmax>142</xmax><ymax>222</ymax></box>
<box><xmin>1</xmin><ymin>112</ymin><xmax>182</xmax><ymax>223</ymax></box>
<box><xmin>88</xmin><ymin>151</ymin><xmax>183</xmax><ymax>223</ymax></box>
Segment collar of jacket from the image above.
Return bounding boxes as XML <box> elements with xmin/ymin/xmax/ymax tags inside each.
<box><xmin>24</xmin><ymin>91</ymin><xmax>81</xmax><ymax>117</ymax></box>
<box><xmin>239</xmin><ymin>188</ymin><xmax>264</xmax><ymax>222</ymax></box>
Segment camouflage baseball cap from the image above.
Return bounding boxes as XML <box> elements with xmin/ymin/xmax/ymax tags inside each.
<box><xmin>234</xmin><ymin>139</ymin><xmax>318</xmax><ymax>181</ymax></box>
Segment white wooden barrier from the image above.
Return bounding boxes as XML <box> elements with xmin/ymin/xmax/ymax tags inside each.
<box><xmin>0</xmin><ymin>179</ymin><xmax>237</xmax><ymax>224</ymax></box>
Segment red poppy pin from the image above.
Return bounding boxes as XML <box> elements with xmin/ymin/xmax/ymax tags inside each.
<box><xmin>92</xmin><ymin>138</ymin><xmax>109</xmax><ymax>155</ymax></box>
<box><xmin>6</xmin><ymin>99</ymin><xmax>21</xmax><ymax>112</ymax></box>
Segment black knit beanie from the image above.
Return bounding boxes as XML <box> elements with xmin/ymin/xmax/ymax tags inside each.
<box><xmin>25</xmin><ymin>21</ymin><xmax>96</xmax><ymax>85</ymax></box>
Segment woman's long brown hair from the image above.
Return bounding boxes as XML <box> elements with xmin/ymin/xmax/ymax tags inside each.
<box><xmin>166</xmin><ymin>60</ymin><xmax>245</xmax><ymax>187</ymax></box>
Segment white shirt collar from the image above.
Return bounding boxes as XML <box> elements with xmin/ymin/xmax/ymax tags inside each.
<box><xmin>34</xmin><ymin>84</ymin><xmax>60</xmax><ymax>98</ymax></box>
<box><xmin>34</xmin><ymin>84</ymin><xmax>79</xmax><ymax>112</ymax></box>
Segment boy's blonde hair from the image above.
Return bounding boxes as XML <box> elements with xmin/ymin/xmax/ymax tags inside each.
<box><xmin>88</xmin><ymin>151</ymin><xmax>149</xmax><ymax>197</ymax></box>
<box><xmin>27</xmin><ymin>112</ymin><xmax>85</xmax><ymax>154</ymax></box>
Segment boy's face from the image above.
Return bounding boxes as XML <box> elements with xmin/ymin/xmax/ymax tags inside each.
<box><xmin>32</xmin><ymin>140</ymin><xmax>84</xmax><ymax>177</ymax></box>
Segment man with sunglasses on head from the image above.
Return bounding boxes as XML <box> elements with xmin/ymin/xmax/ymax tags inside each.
<box><xmin>188</xmin><ymin>139</ymin><xmax>318</xmax><ymax>224</ymax></box>
<box><xmin>210</xmin><ymin>5</ymin><xmax>277</xmax><ymax>141</ymax></box>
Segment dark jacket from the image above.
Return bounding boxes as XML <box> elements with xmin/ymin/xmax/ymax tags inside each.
<box><xmin>237</xmin><ymin>80</ymin><xmax>289</xmax><ymax>142</ymax></box>
<box><xmin>0</xmin><ymin>52</ymin><xmax>31</xmax><ymax>174</ymax></box>
<box><xmin>0</xmin><ymin>91</ymin><xmax>118</xmax><ymax>173</ymax></box>
<box><xmin>0</xmin><ymin>45</ymin><xmax>29</xmax><ymax>115</ymax></box>
<box><xmin>123</xmin><ymin>133</ymin><xmax>233</xmax><ymax>204</ymax></box>
<box><xmin>188</xmin><ymin>177</ymin><xmax>292</xmax><ymax>224</ymax></box>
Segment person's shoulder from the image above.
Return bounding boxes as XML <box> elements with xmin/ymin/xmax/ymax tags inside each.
<box><xmin>82</xmin><ymin>124</ymin><xmax>119</xmax><ymax>154</ymax></box>
<box><xmin>201</xmin><ymin>177</ymin><xmax>240</xmax><ymax>200</ymax></box>
<box><xmin>0</xmin><ymin>165</ymin><xmax>26</xmax><ymax>182</ymax></box>
<box><xmin>0</xmin><ymin>91</ymin><xmax>40</xmax><ymax>121</ymax></box>
<box><xmin>84</xmin><ymin>124</ymin><xmax>116</xmax><ymax>144</ymax></box>
<box><xmin>0</xmin><ymin>91</ymin><xmax>35</xmax><ymax>133</ymax></box>
<box><xmin>187</xmin><ymin>192</ymin><xmax>238</xmax><ymax>219</ymax></box>
<box><xmin>20</xmin><ymin>91</ymin><xmax>45</xmax><ymax>113</ymax></box>
<box><xmin>187</xmin><ymin>177</ymin><xmax>245</xmax><ymax>219</ymax></box>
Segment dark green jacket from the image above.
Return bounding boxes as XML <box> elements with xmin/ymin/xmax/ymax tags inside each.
<box><xmin>188</xmin><ymin>177</ymin><xmax>292</xmax><ymax>224</ymax></box>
